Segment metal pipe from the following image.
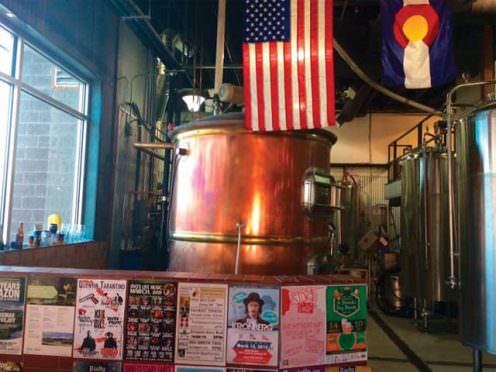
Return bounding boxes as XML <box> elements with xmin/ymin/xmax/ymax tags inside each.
<box><xmin>333</xmin><ymin>39</ymin><xmax>441</xmax><ymax>115</ymax></box>
<box><xmin>214</xmin><ymin>0</ymin><xmax>227</xmax><ymax>94</ymax></box>
<box><xmin>445</xmin><ymin>80</ymin><xmax>496</xmax><ymax>289</ymax></box>
<box><xmin>234</xmin><ymin>223</ymin><xmax>244</xmax><ymax>274</ymax></box>
<box><xmin>134</xmin><ymin>143</ymin><xmax>176</xmax><ymax>150</ymax></box>
<box><xmin>473</xmin><ymin>348</ymin><xmax>482</xmax><ymax>372</ymax></box>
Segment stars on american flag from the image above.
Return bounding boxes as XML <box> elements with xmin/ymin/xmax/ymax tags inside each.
<box><xmin>244</xmin><ymin>0</ymin><xmax>290</xmax><ymax>43</ymax></box>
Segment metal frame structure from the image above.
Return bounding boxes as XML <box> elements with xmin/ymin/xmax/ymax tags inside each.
<box><xmin>0</xmin><ymin>23</ymin><xmax>90</xmax><ymax>243</ymax></box>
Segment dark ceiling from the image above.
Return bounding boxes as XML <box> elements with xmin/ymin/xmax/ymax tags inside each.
<box><xmin>134</xmin><ymin>0</ymin><xmax>493</xmax><ymax>113</ymax></box>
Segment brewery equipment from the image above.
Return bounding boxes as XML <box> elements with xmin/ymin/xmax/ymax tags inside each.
<box><xmin>399</xmin><ymin>144</ymin><xmax>456</xmax><ymax>324</ymax></box>
<box><xmin>454</xmin><ymin>101</ymin><xmax>496</xmax><ymax>355</ymax></box>
<box><xmin>168</xmin><ymin>113</ymin><xmax>338</xmax><ymax>275</ymax></box>
<box><xmin>399</xmin><ymin>151</ymin><xmax>420</xmax><ymax>299</ymax></box>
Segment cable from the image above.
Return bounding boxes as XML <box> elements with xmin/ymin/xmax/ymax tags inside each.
<box><xmin>333</xmin><ymin>39</ymin><xmax>442</xmax><ymax>115</ymax></box>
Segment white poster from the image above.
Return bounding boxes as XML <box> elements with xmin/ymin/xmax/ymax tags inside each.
<box><xmin>175</xmin><ymin>283</ymin><xmax>228</xmax><ymax>366</ymax></box>
<box><xmin>73</xmin><ymin>279</ymin><xmax>127</xmax><ymax>360</ymax></box>
<box><xmin>24</xmin><ymin>276</ymin><xmax>77</xmax><ymax>357</ymax></box>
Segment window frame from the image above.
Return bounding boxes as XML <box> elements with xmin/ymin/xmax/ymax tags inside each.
<box><xmin>0</xmin><ymin>24</ymin><xmax>90</xmax><ymax>243</ymax></box>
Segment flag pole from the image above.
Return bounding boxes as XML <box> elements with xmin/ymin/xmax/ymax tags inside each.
<box><xmin>214</xmin><ymin>0</ymin><xmax>227</xmax><ymax>94</ymax></box>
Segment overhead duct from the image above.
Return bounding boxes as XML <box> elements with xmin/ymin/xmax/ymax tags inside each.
<box><xmin>471</xmin><ymin>0</ymin><xmax>496</xmax><ymax>12</ymax></box>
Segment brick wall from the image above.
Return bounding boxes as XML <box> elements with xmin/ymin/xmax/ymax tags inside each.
<box><xmin>9</xmin><ymin>46</ymin><xmax>81</xmax><ymax>242</ymax></box>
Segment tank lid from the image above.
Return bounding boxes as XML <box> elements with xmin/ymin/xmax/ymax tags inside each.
<box><xmin>171</xmin><ymin>112</ymin><xmax>337</xmax><ymax>144</ymax></box>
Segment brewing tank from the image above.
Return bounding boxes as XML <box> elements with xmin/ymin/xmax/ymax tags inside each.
<box><xmin>400</xmin><ymin>148</ymin><xmax>455</xmax><ymax>303</ymax></box>
<box><xmin>400</xmin><ymin>152</ymin><xmax>420</xmax><ymax>298</ymax></box>
<box><xmin>336</xmin><ymin>180</ymin><xmax>360</xmax><ymax>261</ymax></box>
<box><xmin>456</xmin><ymin>103</ymin><xmax>496</xmax><ymax>354</ymax></box>
<box><xmin>168</xmin><ymin>113</ymin><xmax>337</xmax><ymax>275</ymax></box>
<box><xmin>418</xmin><ymin>149</ymin><xmax>456</xmax><ymax>303</ymax></box>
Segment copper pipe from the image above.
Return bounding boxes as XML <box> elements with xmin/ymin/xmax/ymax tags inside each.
<box><xmin>134</xmin><ymin>143</ymin><xmax>176</xmax><ymax>150</ymax></box>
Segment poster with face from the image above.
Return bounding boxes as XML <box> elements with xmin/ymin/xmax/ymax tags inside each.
<box><xmin>73</xmin><ymin>360</ymin><xmax>122</xmax><ymax>372</ymax></box>
<box><xmin>73</xmin><ymin>279</ymin><xmax>127</xmax><ymax>360</ymax></box>
<box><xmin>123</xmin><ymin>363</ymin><xmax>173</xmax><ymax>372</ymax></box>
<box><xmin>125</xmin><ymin>280</ymin><xmax>176</xmax><ymax>362</ymax></box>
<box><xmin>325</xmin><ymin>285</ymin><xmax>367</xmax><ymax>365</ymax></box>
<box><xmin>226</xmin><ymin>287</ymin><xmax>279</xmax><ymax>367</ymax></box>
<box><xmin>280</xmin><ymin>286</ymin><xmax>326</xmax><ymax>368</ymax></box>
<box><xmin>0</xmin><ymin>277</ymin><xmax>25</xmax><ymax>355</ymax></box>
<box><xmin>175</xmin><ymin>283</ymin><xmax>228</xmax><ymax>366</ymax></box>
<box><xmin>24</xmin><ymin>276</ymin><xmax>77</xmax><ymax>356</ymax></box>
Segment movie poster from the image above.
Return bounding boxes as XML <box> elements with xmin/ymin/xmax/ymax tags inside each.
<box><xmin>175</xmin><ymin>367</ymin><xmax>226</xmax><ymax>372</ymax></box>
<box><xmin>24</xmin><ymin>276</ymin><xmax>77</xmax><ymax>357</ymax></box>
<box><xmin>325</xmin><ymin>285</ymin><xmax>367</xmax><ymax>365</ymax></box>
<box><xmin>73</xmin><ymin>279</ymin><xmax>127</xmax><ymax>360</ymax></box>
<box><xmin>124</xmin><ymin>363</ymin><xmax>173</xmax><ymax>372</ymax></box>
<box><xmin>280</xmin><ymin>286</ymin><xmax>326</xmax><ymax>368</ymax></box>
<box><xmin>125</xmin><ymin>280</ymin><xmax>176</xmax><ymax>362</ymax></box>
<box><xmin>73</xmin><ymin>360</ymin><xmax>122</xmax><ymax>372</ymax></box>
<box><xmin>0</xmin><ymin>360</ymin><xmax>22</xmax><ymax>371</ymax></box>
<box><xmin>0</xmin><ymin>277</ymin><xmax>25</xmax><ymax>355</ymax></box>
<box><xmin>175</xmin><ymin>283</ymin><xmax>228</xmax><ymax>366</ymax></box>
<box><xmin>226</xmin><ymin>287</ymin><xmax>279</xmax><ymax>367</ymax></box>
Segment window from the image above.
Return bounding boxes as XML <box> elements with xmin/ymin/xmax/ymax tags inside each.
<box><xmin>0</xmin><ymin>22</ymin><xmax>89</xmax><ymax>245</ymax></box>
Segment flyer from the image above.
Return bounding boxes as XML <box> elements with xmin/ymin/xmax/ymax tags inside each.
<box><xmin>124</xmin><ymin>363</ymin><xmax>173</xmax><ymax>372</ymax></box>
<box><xmin>280</xmin><ymin>367</ymin><xmax>326</xmax><ymax>372</ymax></box>
<box><xmin>175</xmin><ymin>283</ymin><xmax>228</xmax><ymax>366</ymax></box>
<box><xmin>280</xmin><ymin>286</ymin><xmax>326</xmax><ymax>368</ymax></box>
<box><xmin>73</xmin><ymin>279</ymin><xmax>127</xmax><ymax>360</ymax></box>
<box><xmin>24</xmin><ymin>276</ymin><xmax>77</xmax><ymax>356</ymax></box>
<box><xmin>325</xmin><ymin>285</ymin><xmax>367</xmax><ymax>365</ymax></box>
<box><xmin>125</xmin><ymin>280</ymin><xmax>176</xmax><ymax>362</ymax></box>
<box><xmin>226</xmin><ymin>287</ymin><xmax>279</xmax><ymax>367</ymax></box>
<box><xmin>175</xmin><ymin>367</ymin><xmax>226</xmax><ymax>372</ymax></box>
<box><xmin>0</xmin><ymin>361</ymin><xmax>22</xmax><ymax>371</ymax></box>
<box><xmin>0</xmin><ymin>277</ymin><xmax>25</xmax><ymax>355</ymax></box>
<box><xmin>73</xmin><ymin>360</ymin><xmax>122</xmax><ymax>372</ymax></box>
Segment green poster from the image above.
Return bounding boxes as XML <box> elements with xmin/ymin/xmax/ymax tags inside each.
<box><xmin>326</xmin><ymin>284</ymin><xmax>367</xmax><ymax>334</ymax></box>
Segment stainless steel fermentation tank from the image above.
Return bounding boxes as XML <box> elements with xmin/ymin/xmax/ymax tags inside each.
<box><xmin>400</xmin><ymin>148</ymin><xmax>456</xmax><ymax>303</ymax></box>
<box><xmin>456</xmin><ymin>103</ymin><xmax>496</xmax><ymax>354</ymax></box>
<box><xmin>168</xmin><ymin>113</ymin><xmax>338</xmax><ymax>275</ymax></box>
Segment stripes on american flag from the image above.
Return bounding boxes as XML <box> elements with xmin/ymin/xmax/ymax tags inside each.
<box><xmin>242</xmin><ymin>0</ymin><xmax>335</xmax><ymax>132</ymax></box>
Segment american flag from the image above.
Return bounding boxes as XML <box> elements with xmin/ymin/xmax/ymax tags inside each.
<box><xmin>242</xmin><ymin>0</ymin><xmax>335</xmax><ymax>132</ymax></box>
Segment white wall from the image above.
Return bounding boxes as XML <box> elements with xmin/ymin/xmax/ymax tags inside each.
<box><xmin>327</xmin><ymin>113</ymin><xmax>439</xmax><ymax>164</ymax></box>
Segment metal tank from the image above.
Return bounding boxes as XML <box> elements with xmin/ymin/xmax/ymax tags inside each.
<box><xmin>400</xmin><ymin>148</ymin><xmax>455</xmax><ymax>303</ymax></box>
<box><xmin>399</xmin><ymin>152</ymin><xmax>420</xmax><ymax>298</ymax></box>
<box><xmin>168</xmin><ymin>113</ymin><xmax>338</xmax><ymax>275</ymax></box>
<box><xmin>418</xmin><ymin>149</ymin><xmax>456</xmax><ymax>303</ymax></box>
<box><xmin>336</xmin><ymin>179</ymin><xmax>359</xmax><ymax>261</ymax></box>
<box><xmin>456</xmin><ymin>103</ymin><xmax>496</xmax><ymax>354</ymax></box>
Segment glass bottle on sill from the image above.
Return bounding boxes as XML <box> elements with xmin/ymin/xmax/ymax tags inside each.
<box><xmin>15</xmin><ymin>222</ymin><xmax>24</xmax><ymax>249</ymax></box>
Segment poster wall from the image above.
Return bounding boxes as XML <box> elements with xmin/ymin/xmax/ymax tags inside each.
<box><xmin>24</xmin><ymin>276</ymin><xmax>77</xmax><ymax>356</ymax></box>
<box><xmin>175</xmin><ymin>366</ymin><xmax>226</xmax><ymax>372</ymax></box>
<box><xmin>124</xmin><ymin>363</ymin><xmax>173</xmax><ymax>372</ymax></box>
<box><xmin>325</xmin><ymin>285</ymin><xmax>367</xmax><ymax>365</ymax></box>
<box><xmin>0</xmin><ymin>277</ymin><xmax>25</xmax><ymax>355</ymax></box>
<box><xmin>125</xmin><ymin>280</ymin><xmax>176</xmax><ymax>362</ymax></box>
<box><xmin>280</xmin><ymin>286</ymin><xmax>326</xmax><ymax>368</ymax></box>
<box><xmin>73</xmin><ymin>279</ymin><xmax>127</xmax><ymax>360</ymax></box>
<box><xmin>73</xmin><ymin>360</ymin><xmax>122</xmax><ymax>372</ymax></box>
<box><xmin>226</xmin><ymin>287</ymin><xmax>279</xmax><ymax>367</ymax></box>
<box><xmin>0</xmin><ymin>360</ymin><xmax>22</xmax><ymax>371</ymax></box>
<box><xmin>175</xmin><ymin>283</ymin><xmax>228</xmax><ymax>366</ymax></box>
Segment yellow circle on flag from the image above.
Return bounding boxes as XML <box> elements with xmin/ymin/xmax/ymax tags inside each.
<box><xmin>402</xmin><ymin>15</ymin><xmax>428</xmax><ymax>42</ymax></box>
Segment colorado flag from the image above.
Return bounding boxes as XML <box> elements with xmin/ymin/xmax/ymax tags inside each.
<box><xmin>381</xmin><ymin>0</ymin><xmax>456</xmax><ymax>89</ymax></box>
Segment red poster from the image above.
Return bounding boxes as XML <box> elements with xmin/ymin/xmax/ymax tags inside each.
<box><xmin>124</xmin><ymin>363</ymin><xmax>173</xmax><ymax>372</ymax></box>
